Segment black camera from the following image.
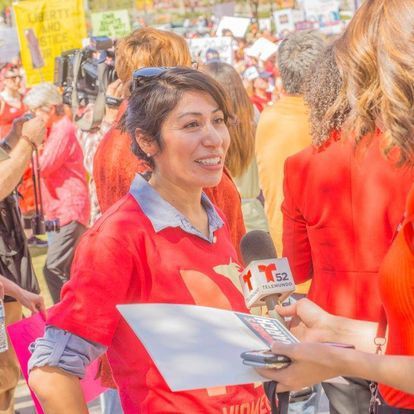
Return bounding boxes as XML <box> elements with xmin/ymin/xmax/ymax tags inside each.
<box><xmin>54</xmin><ymin>37</ymin><xmax>117</xmax><ymax>127</ymax></box>
<box><xmin>31</xmin><ymin>216</ymin><xmax>60</xmax><ymax>235</ymax></box>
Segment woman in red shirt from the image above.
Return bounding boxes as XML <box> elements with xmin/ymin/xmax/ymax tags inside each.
<box><xmin>0</xmin><ymin>64</ymin><xmax>25</xmax><ymax>139</ymax></box>
<box><xmin>28</xmin><ymin>68</ymin><xmax>269</xmax><ymax>414</ymax></box>
<box><xmin>258</xmin><ymin>0</ymin><xmax>414</xmax><ymax>412</ymax></box>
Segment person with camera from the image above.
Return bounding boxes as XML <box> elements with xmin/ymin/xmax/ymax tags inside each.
<box><xmin>0</xmin><ymin>115</ymin><xmax>45</xmax><ymax>414</ymax></box>
<box><xmin>23</xmin><ymin>83</ymin><xmax>90</xmax><ymax>304</ymax></box>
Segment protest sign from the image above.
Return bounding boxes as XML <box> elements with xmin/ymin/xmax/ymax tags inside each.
<box><xmin>8</xmin><ymin>312</ymin><xmax>106</xmax><ymax>414</ymax></box>
<box><xmin>303</xmin><ymin>0</ymin><xmax>340</xmax><ymax>25</ymax></box>
<box><xmin>13</xmin><ymin>0</ymin><xmax>86</xmax><ymax>87</ymax></box>
<box><xmin>273</xmin><ymin>8</ymin><xmax>305</xmax><ymax>38</ymax></box>
<box><xmin>187</xmin><ymin>36</ymin><xmax>233</xmax><ymax>64</ymax></box>
<box><xmin>0</xmin><ymin>26</ymin><xmax>20</xmax><ymax>63</ymax></box>
<box><xmin>258</xmin><ymin>18</ymin><xmax>272</xmax><ymax>32</ymax></box>
<box><xmin>245</xmin><ymin>37</ymin><xmax>278</xmax><ymax>62</ymax></box>
<box><xmin>91</xmin><ymin>9</ymin><xmax>131</xmax><ymax>38</ymax></box>
<box><xmin>135</xmin><ymin>0</ymin><xmax>153</xmax><ymax>11</ymax></box>
<box><xmin>302</xmin><ymin>0</ymin><xmax>343</xmax><ymax>35</ymax></box>
<box><xmin>216</xmin><ymin>16</ymin><xmax>251</xmax><ymax>38</ymax></box>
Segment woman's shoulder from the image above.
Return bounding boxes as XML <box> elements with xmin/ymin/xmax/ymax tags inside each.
<box><xmin>89</xmin><ymin>194</ymin><xmax>150</xmax><ymax>239</ymax></box>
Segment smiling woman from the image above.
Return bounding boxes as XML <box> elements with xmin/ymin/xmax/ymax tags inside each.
<box><xmin>27</xmin><ymin>68</ymin><xmax>270</xmax><ymax>414</ymax></box>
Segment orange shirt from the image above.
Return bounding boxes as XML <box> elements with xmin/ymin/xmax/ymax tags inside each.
<box><xmin>379</xmin><ymin>183</ymin><xmax>414</xmax><ymax>409</ymax></box>
<box><xmin>255</xmin><ymin>95</ymin><xmax>312</xmax><ymax>294</ymax></box>
<box><xmin>0</xmin><ymin>99</ymin><xmax>25</xmax><ymax>139</ymax></box>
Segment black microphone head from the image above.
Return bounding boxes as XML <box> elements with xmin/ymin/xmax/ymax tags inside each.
<box><xmin>240</xmin><ymin>230</ymin><xmax>277</xmax><ymax>266</ymax></box>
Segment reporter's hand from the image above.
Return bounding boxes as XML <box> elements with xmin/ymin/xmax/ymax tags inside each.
<box><xmin>21</xmin><ymin>116</ymin><xmax>46</xmax><ymax>147</ymax></box>
<box><xmin>16</xmin><ymin>287</ymin><xmax>46</xmax><ymax>316</ymax></box>
<box><xmin>104</xmin><ymin>79</ymin><xmax>124</xmax><ymax>124</ymax></box>
<box><xmin>276</xmin><ymin>298</ymin><xmax>337</xmax><ymax>343</ymax></box>
<box><xmin>256</xmin><ymin>341</ymin><xmax>347</xmax><ymax>392</ymax></box>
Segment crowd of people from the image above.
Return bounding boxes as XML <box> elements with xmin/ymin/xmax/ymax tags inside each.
<box><xmin>0</xmin><ymin>0</ymin><xmax>413</xmax><ymax>413</ymax></box>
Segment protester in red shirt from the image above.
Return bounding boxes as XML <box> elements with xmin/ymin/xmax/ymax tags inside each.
<box><xmin>24</xmin><ymin>83</ymin><xmax>90</xmax><ymax>303</ymax></box>
<box><xmin>28</xmin><ymin>68</ymin><xmax>269</xmax><ymax>414</ymax></box>
<box><xmin>249</xmin><ymin>72</ymin><xmax>272</xmax><ymax>112</ymax></box>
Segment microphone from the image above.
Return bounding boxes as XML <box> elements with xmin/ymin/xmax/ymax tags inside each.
<box><xmin>239</xmin><ymin>230</ymin><xmax>295</xmax><ymax>323</ymax></box>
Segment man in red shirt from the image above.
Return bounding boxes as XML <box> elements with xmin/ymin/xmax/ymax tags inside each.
<box><xmin>24</xmin><ymin>83</ymin><xmax>90</xmax><ymax>303</ymax></box>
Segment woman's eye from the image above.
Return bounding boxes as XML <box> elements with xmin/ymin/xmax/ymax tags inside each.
<box><xmin>184</xmin><ymin>121</ymin><xmax>199</xmax><ymax>129</ymax></box>
<box><xmin>214</xmin><ymin>117</ymin><xmax>225</xmax><ymax>124</ymax></box>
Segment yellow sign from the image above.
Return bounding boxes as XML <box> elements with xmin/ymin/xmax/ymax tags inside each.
<box><xmin>135</xmin><ymin>0</ymin><xmax>153</xmax><ymax>11</ymax></box>
<box><xmin>13</xmin><ymin>0</ymin><xmax>87</xmax><ymax>87</ymax></box>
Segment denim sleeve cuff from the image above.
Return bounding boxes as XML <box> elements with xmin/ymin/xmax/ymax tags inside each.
<box><xmin>28</xmin><ymin>325</ymin><xmax>107</xmax><ymax>379</ymax></box>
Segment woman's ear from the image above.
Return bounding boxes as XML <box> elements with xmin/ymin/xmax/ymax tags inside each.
<box><xmin>135</xmin><ymin>129</ymin><xmax>159</xmax><ymax>157</ymax></box>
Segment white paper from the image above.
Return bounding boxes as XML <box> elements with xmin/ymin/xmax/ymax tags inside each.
<box><xmin>117</xmin><ymin>304</ymin><xmax>267</xmax><ymax>391</ymax></box>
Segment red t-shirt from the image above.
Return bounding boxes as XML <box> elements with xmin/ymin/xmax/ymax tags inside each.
<box><xmin>47</xmin><ymin>195</ymin><xmax>269</xmax><ymax>414</ymax></box>
<box><xmin>0</xmin><ymin>99</ymin><xmax>26</xmax><ymax>139</ymax></box>
<box><xmin>379</xmin><ymin>183</ymin><xmax>414</xmax><ymax>409</ymax></box>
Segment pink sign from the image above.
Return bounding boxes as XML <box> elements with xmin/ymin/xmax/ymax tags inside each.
<box><xmin>7</xmin><ymin>312</ymin><xmax>107</xmax><ymax>414</ymax></box>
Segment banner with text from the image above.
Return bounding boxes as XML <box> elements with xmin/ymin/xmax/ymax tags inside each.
<box><xmin>13</xmin><ymin>0</ymin><xmax>87</xmax><ymax>87</ymax></box>
<box><xmin>302</xmin><ymin>0</ymin><xmax>343</xmax><ymax>35</ymax></box>
<box><xmin>187</xmin><ymin>36</ymin><xmax>233</xmax><ymax>65</ymax></box>
<box><xmin>91</xmin><ymin>9</ymin><xmax>131</xmax><ymax>38</ymax></box>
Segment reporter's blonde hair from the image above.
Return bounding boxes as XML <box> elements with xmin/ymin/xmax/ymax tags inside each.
<box><xmin>201</xmin><ymin>61</ymin><xmax>255</xmax><ymax>178</ymax></box>
<box><xmin>330</xmin><ymin>0</ymin><xmax>414</xmax><ymax>164</ymax></box>
<box><xmin>115</xmin><ymin>28</ymin><xmax>192</xmax><ymax>83</ymax></box>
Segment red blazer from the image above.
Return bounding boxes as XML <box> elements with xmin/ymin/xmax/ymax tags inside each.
<box><xmin>282</xmin><ymin>134</ymin><xmax>413</xmax><ymax>321</ymax></box>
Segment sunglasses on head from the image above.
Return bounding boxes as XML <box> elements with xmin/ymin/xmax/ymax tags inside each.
<box><xmin>132</xmin><ymin>67</ymin><xmax>172</xmax><ymax>91</ymax></box>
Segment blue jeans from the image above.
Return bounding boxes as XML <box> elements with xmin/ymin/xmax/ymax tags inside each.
<box><xmin>288</xmin><ymin>385</ymin><xmax>322</xmax><ymax>414</ymax></box>
<box><xmin>100</xmin><ymin>388</ymin><xmax>124</xmax><ymax>414</ymax></box>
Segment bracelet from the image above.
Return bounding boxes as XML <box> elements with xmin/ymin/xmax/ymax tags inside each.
<box><xmin>21</xmin><ymin>135</ymin><xmax>37</xmax><ymax>150</ymax></box>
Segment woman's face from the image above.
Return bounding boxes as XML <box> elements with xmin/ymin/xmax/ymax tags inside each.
<box><xmin>32</xmin><ymin>105</ymin><xmax>54</xmax><ymax>128</ymax></box>
<box><xmin>153</xmin><ymin>90</ymin><xmax>230</xmax><ymax>191</ymax></box>
<box><xmin>3</xmin><ymin>69</ymin><xmax>21</xmax><ymax>91</ymax></box>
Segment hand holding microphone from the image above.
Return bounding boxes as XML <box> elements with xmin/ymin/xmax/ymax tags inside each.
<box><xmin>239</xmin><ymin>230</ymin><xmax>296</xmax><ymax>324</ymax></box>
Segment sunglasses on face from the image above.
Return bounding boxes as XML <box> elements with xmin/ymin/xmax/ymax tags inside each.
<box><xmin>4</xmin><ymin>75</ymin><xmax>21</xmax><ymax>80</ymax></box>
<box><xmin>132</xmin><ymin>67</ymin><xmax>172</xmax><ymax>91</ymax></box>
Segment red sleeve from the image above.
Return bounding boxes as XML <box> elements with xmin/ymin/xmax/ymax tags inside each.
<box><xmin>39</xmin><ymin>125</ymin><xmax>72</xmax><ymax>177</ymax></box>
<box><xmin>93</xmin><ymin>127</ymin><xmax>149</xmax><ymax>212</ymax></box>
<box><xmin>47</xmin><ymin>228</ymin><xmax>137</xmax><ymax>346</ymax></box>
<box><xmin>281</xmin><ymin>158</ymin><xmax>313</xmax><ymax>284</ymax></box>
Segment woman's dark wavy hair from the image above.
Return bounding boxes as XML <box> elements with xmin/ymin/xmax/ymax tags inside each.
<box><xmin>123</xmin><ymin>67</ymin><xmax>234</xmax><ymax>169</ymax></box>
<box><xmin>303</xmin><ymin>44</ymin><xmax>350</xmax><ymax>146</ymax></box>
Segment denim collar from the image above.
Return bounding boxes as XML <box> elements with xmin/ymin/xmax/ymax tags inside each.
<box><xmin>129</xmin><ymin>174</ymin><xmax>224</xmax><ymax>243</ymax></box>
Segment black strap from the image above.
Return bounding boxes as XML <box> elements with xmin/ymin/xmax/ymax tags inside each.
<box><xmin>264</xmin><ymin>381</ymin><xmax>290</xmax><ymax>414</ymax></box>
